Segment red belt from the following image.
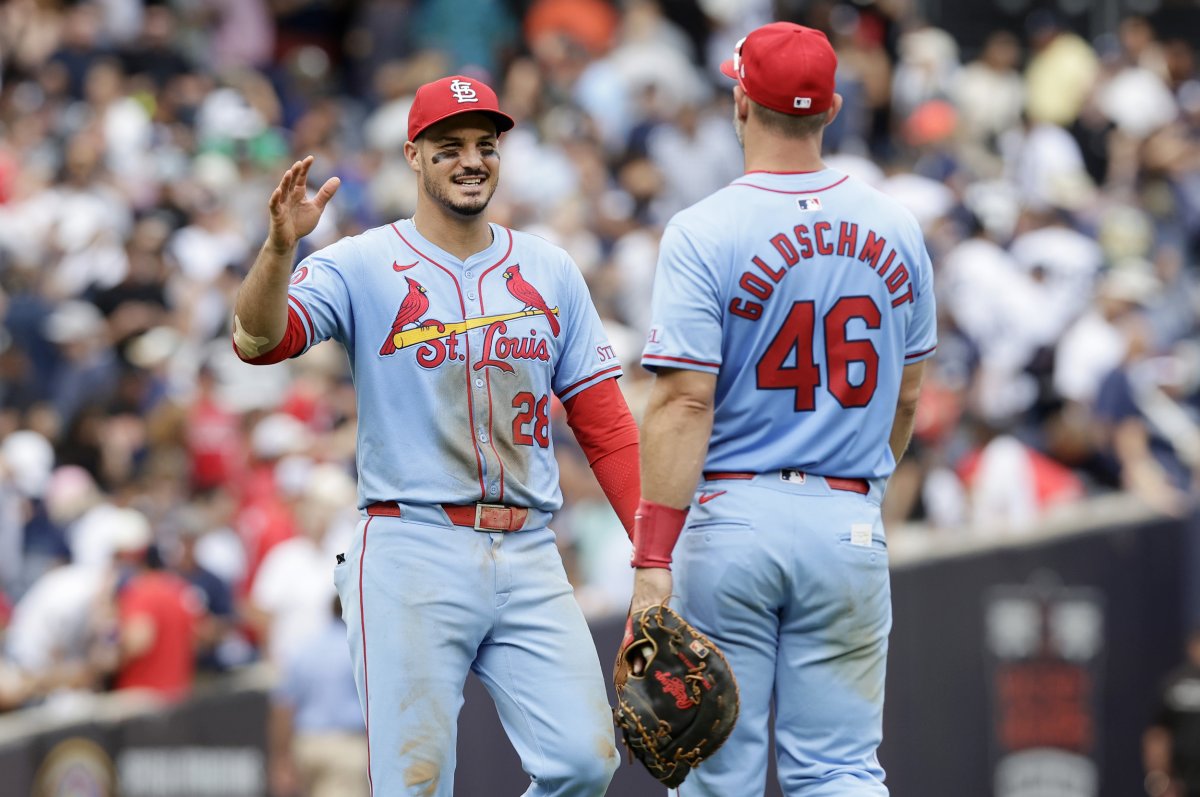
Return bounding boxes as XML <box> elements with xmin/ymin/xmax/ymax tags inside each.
<box><xmin>366</xmin><ymin>502</ymin><xmax>529</xmax><ymax>531</ymax></box>
<box><xmin>703</xmin><ymin>471</ymin><xmax>869</xmax><ymax>495</ymax></box>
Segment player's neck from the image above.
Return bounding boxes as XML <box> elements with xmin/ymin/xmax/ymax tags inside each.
<box><xmin>742</xmin><ymin>128</ymin><xmax>826</xmax><ymax>174</ymax></box>
<box><xmin>412</xmin><ymin>202</ymin><xmax>494</xmax><ymax>261</ymax></box>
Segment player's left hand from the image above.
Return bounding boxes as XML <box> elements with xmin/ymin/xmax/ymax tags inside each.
<box><xmin>625</xmin><ymin>567</ymin><xmax>672</xmax><ymax>675</ymax></box>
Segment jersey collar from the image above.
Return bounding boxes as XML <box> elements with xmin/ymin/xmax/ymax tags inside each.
<box><xmin>730</xmin><ymin>168</ymin><xmax>845</xmax><ymax>193</ymax></box>
<box><xmin>396</xmin><ymin>219</ymin><xmax>507</xmax><ymax>267</ymax></box>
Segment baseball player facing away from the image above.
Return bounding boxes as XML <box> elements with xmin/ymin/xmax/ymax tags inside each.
<box><xmin>232</xmin><ymin>76</ymin><xmax>640</xmax><ymax>796</ymax></box>
<box><xmin>627</xmin><ymin>23</ymin><xmax>936</xmax><ymax>796</ymax></box>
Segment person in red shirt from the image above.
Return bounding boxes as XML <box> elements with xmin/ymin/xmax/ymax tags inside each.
<box><xmin>234</xmin><ymin>413</ymin><xmax>310</xmax><ymax>598</ymax></box>
<box><xmin>185</xmin><ymin>364</ymin><xmax>245</xmax><ymax>492</ymax></box>
<box><xmin>106</xmin><ymin>508</ymin><xmax>202</xmax><ymax>700</ymax></box>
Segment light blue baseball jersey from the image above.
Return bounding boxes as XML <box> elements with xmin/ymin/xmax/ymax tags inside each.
<box><xmin>285</xmin><ymin>219</ymin><xmax>621</xmax><ymax>510</ymax></box>
<box><xmin>642</xmin><ymin>169</ymin><xmax>937</xmax><ymax>479</ymax></box>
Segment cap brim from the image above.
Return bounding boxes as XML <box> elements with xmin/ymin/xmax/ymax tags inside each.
<box><xmin>719</xmin><ymin>59</ymin><xmax>737</xmax><ymax>80</ymax></box>
<box><xmin>411</xmin><ymin>109</ymin><xmax>516</xmax><ymax>142</ymax></box>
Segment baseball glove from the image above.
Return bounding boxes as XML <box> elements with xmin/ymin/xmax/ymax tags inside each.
<box><xmin>613</xmin><ymin>604</ymin><xmax>740</xmax><ymax>788</ymax></box>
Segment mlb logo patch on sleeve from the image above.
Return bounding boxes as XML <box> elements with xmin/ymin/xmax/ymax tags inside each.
<box><xmin>796</xmin><ymin>197</ymin><xmax>822</xmax><ymax>212</ymax></box>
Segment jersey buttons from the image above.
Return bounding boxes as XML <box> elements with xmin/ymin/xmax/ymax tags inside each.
<box><xmin>467</xmin><ymin>291</ymin><xmax>477</xmax><ymax>300</ymax></box>
<box><xmin>475</xmin><ymin>378</ymin><xmax>484</xmax><ymax>388</ymax></box>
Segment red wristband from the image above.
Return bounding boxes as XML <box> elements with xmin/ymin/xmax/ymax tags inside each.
<box><xmin>631</xmin><ymin>498</ymin><xmax>688</xmax><ymax>569</ymax></box>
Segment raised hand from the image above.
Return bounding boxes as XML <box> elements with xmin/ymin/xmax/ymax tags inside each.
<box><xmin>266</xmin><ymin>156</ymin><xmax>341</xmax><ymax>254</ymax></box>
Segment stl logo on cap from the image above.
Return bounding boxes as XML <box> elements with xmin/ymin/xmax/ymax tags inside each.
<box><xmin>407</xmin><ymin>75</ymin><xmax>515</xmax><ymax>142</ymax></box>
<box><xmin>449</xmin><ymin>79</ymin><xmax>478</xmax><ymax>104</ymax></box>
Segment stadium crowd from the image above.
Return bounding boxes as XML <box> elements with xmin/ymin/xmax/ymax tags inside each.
<box><xmin>0</xmin><ymin>0</ymin><xmax>1197</xmax><ymax>765</ymax></box>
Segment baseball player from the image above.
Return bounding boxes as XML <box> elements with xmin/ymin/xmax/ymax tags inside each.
<box><xmin>233</xmin><ymin>76</ymin><xmax>640</xmax><ymax>795</ymax></box>
<box><xmin>627</xmin><ymin>23</ymin><xmax>936</xmax><ymax>796</ymax></box>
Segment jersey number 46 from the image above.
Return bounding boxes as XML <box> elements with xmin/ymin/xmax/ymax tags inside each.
<box><xmin>756</xmin><ymin>297</ymin><xmax>880</xmax><ymax>411</ymax></box>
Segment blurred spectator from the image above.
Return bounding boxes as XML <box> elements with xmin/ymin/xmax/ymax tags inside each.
<box><xmin>1144</xmin><ymin>628</ymin><xmax>1200</xmax><ymax>797</ymax></box>
<box><xmin>1009</xmin><ymin>207</ymin><xmax>1104</xmax><ymax>345</ymax></box>
<box><xmin>248</xmin><ymin>462</ymin><xmax>355</xmax><ymax>667</ymax></box>
<box><xmin>1024</xmin><ymin>10</ymin><xmax>1100</xmax><ymax>128</ymax></box>
<box><xmin>4</xmin><ymin>551</ymin><xmax>109</xmax><ymax>703</ymax></box>
<box><xmin>269</xmin><ymin>596</ymin><xmax>367</xmax><ymax>797</ymax></box>
<box><xmin>953</xmin><ymin>31</ymin><xmax>1024</xmax><ymax>172</ymax></box>
<box><xmin>44</xmin><ymin>300</ymin><xmax>120</xmax><ymax>430</ymax></box>
<box><xmin>200</xmin><ymin>0</ymin><xmax>276</xmax><ymax>71</ymax></box>
<box><xmin>118</xmin><ymin>5</ymin><xmax>194</xmax><ymax>90</ymax></box>
<box><xmin>955</xmin><ymin>421</ymin><xmax>1085</xmax><ymax>532</ymax></box>
<box><xmin>891</xmin><ymin>26</ymin><xmax>959</xmax><ymax>120</ymax></box>
<box><xmin>182</xmin><ymin>364</ymin><xmax>246</xmax><ymax>492</ymax></box>
<box><xmin>999</xmin><ymin>117</ymin><xmax>1095</xmax><ymax>215</ymax></box>
<box><xmin>0</xmin><ymin>586</ymin><xmax>28</xmax><ymax>711</ymax></box>
<box><xmin>524</xmin><ymin>0</ymin><xmax>619</xmax><ymax>59</ymax></box>
<box><xmin>236</xmin><ymin>412</ymin><xmax>310</xmax><ymax>596</ymax></box>
<box><xmin>44</xmin><ymin>464</ymin><xmax>121</xmax><ymax>570</ymax></box>
<box><xmin>939</xmin><ymin>207</ymin><xmax>1046</xmax><ymax>423</ymax></box>
<box><xmin>100</xmin><ymin>508</ymin><xmax>203</xmax><ymax>700</ymax></box>
<box><xmin>166</xmin><ymin>505</ymin><xmax>245</xmax><ymax>673</ymax></box>
<box><xmin>1</xmin><ymin>430</ymin><xmax>66</xmax><ymax>595</ymax></box>
<box><xmin>47</xmin><ymin>2</ymin><xmax>110</xmax><ymax>101</ymax></box>
<box><xmin>411</xmin><ymin>0</ymin><xmax>517</xmax><ymax>78</ymax></box>
<box><xmin>1094</xmin><ymin>333</ymin><xmax>1200</xmax><ymax>517</ymax></box>
<box><xmin>1096</xmin><ymin>18</ymin><xmax>1178</xmax><ymax>142</ymax></box>
<box><xmin>1055</xmin><ymin>265</ymin><xmax>1161</xmax><ymax>408</ymax></box>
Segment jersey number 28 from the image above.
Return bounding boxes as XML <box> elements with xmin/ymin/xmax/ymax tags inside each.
<box><xmin>756</xmin><ymin>297</ymin><xmax>880</xmax><ymax>411</ymax></box>
<box><xmin>512</xmin><ymin>392</ymin><xmax>550</xmax><ymax>447</ymax></box>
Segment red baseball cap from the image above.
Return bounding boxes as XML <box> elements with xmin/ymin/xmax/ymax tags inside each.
<box><xmin>719</xmin><ymin>22</ymin><xmax>838</xmax><ymax>116</ymax></box>
<box><xmin>407</xmin><ymin>75</ymin><xmax>516</xmax><ymax>142</ymax></box>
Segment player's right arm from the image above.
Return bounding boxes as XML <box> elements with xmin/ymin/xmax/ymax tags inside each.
<box><xmin>889</xmin><ymin>360</ymin><xmax>927</xmax><ymax>464</ymax></box>
<box><xmin>233</xmin><ymin>156</ymin><xmax>339</xmax><ymax>358</ymax></box>
<box><xmin>629</xmin><ymin>367</ymin><xmax>717</xmax><ymax>615</ymax></box>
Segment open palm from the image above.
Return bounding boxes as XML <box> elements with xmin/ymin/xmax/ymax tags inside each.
<box><xmin>267</xmin><ymin>155</ymin><xmax>341</xmax><ymax>252</ymax></box>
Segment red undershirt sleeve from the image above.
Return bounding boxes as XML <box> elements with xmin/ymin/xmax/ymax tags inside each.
<box><xmin>561</xmin><ymin>378</ymin><xmax>640</xmax><ymax>539</ymax></box>
<box><xmin>232</xmin><ymin>306</ymin><xmax>307</xmax><ymax>365</ymax></box>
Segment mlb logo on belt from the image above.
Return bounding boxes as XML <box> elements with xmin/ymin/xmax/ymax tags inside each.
<box><xmin>797</xmin><ymin>196</ymin><xmax>822</xmax><ymax>212</ymax></box>
<box><xmin>449</xmin><ymin>79</ymin><xmax>478</xmax><ymax>103</ymax></box>
<box><xmin>781</xmin><ymin>469</ymin><xmax>807</xmax><ymax>485</ymax></box>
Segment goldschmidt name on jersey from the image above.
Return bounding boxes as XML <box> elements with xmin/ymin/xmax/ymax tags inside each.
<box><xmin>730</xmin><ymin>220</ymin><xmax>916</xmax><ymax>322</ymax></box>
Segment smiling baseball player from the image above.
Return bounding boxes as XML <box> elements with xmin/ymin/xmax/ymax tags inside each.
<box><xmin>233</xmin><ymin>76</ymin><xmax>639</xmax><ymax>796</ymax></box>
<box><xmin>626</xmin><ymin>24</ymin><xmax>936</xmax><ymax>795</ymax></box>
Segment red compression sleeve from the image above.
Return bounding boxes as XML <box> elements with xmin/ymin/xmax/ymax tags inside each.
<box><xmin>631</xmin><ymin>499</ymin><xmax>687</xmax><ymax>569</ymax></box>
<box><xmin>562</xmin><ymin>378</ymin><xmax>640</xmax><ymax>538</ymax></box>
<box><xmin>233</xmin><ymin>305</ymin><xmax>307</xmax><ymax>365</ymax></box>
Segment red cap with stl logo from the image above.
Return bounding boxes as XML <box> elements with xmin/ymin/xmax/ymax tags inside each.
<box><xmin>719</xmin><ymin>22</ymin><xmax>838</xmax><ymax>116</ymax></box>
<box><xmin>407</xmin><ymin>75</ymin><xmax>516</xmax><ymax>142</ymax></box>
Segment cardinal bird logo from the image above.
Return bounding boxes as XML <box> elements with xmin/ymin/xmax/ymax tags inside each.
<box><xmin>502</xmin><ymin>265</ymin><xmax>560</xmax><ymax>337</ymax></box>
<box><xmin>379</xmin><ymin>277</ymin><xmax>429</xmax><ymax>355</ymax></box>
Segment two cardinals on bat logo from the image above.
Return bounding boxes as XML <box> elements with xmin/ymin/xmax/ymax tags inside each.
<box><xmin>378</xmin><ymin>264</ymin><xmax>561</xmax><ymax>367</ymax></box>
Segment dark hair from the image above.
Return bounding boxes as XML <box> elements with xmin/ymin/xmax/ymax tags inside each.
<box><xmin>749</xmin><ymin>102</ymin><xmax>831</xmax><ymax>139</ymax></box>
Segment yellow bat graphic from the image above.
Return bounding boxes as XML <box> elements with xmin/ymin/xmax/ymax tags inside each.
<box><xmin>391</xmin><ymin>307</ymin><xmax>560</xmax><ymax>350</ymax></box>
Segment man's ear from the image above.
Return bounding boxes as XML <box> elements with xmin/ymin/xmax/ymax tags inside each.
<box><xmin>825</xmin><ymin>93</ymin><xmax>844</xmax><ymax>129</ymax></box>
<box><xmin>403</xmin><ymin>140</ymin><xmax>420</xmax><ymax>173</ymax></box>
<box><xmin>733</xmin><ymin>85</ymin><xmax>750</xmax><ymax>123</ymax></box>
